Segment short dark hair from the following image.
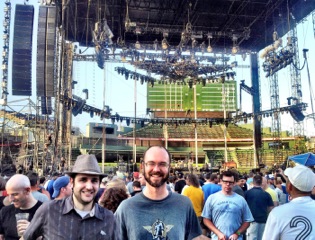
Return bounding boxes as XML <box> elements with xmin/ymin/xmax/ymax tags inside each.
<box><xmin>69</xmin><ymin>173</ymin><xmax>102</xmax><ymax>182</ymax></box>
<box><xmin>39</xmin><ymin>176</ymin><xmax>46</xmax><ymax>184</ymax></box>
<box><xmin>26</xmin><ymin>172</ymin><xmax>39</xmax><ymax>186</ymax></box>
<box><xmin>253</xmin><ymin>174</ymin><xmax>263</xmax><ymax>185</ymax></box>
<box><xmin>205</xmin><ymin>173</ymin><xmax>211</xmax><ymax>180</ymax></box>
<box><xmin>220</xmin><ymin>170</ymin><xmax>235</xmax><ymax>182</ymax></box>
<box><xmin>132</xmin><ymin>180</ymin><xmax>141</xmax><ymax>188</ymax></box>
<box><xmin>210</xmin><ymin>173</ymin><xmax>218</xmax><ymax>181</ymax></box>
<box><xmin>177</xmin><ymin>172</ymin><xmax>184</xmax><ymax>179</ymax></box>
<box><xmin>143</xmin><ymin>146</ymin><xmax>172</xmax><ymax>164</ymax></box>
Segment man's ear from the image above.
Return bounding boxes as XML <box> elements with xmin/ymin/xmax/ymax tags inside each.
<box><xmin>287</xmin><ymin>181</ymin><xmax>293</xmax><ymax>192</ymax></box>
<box><xmin>70</xmin><ymin>177</ymin><xmax>74</xmax><ymax>184</ymax></box>
<box><xmin>24</xmin><ymin>187</ymin><xmax>32</xmax><ymax>195</ymax></box>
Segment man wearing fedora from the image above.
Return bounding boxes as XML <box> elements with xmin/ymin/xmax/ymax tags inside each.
<box><xmin>262</xmin><ymin>165</ymin><xmax>315</xmax><ymax>240</ymax></box>
<box><xmin>23</xmin><ymin>154</ymin><xmax>120</xmax><ymax>240</ymax></box>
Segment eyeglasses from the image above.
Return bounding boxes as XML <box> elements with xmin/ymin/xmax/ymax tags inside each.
<box><xmin>144</xmin><ymin>161</ymin><xmax>169</xmax><ymax>168</ymax></box>
<box><xmin>222</xmin><ymin>180</ymin><xmax>235</xmax><ymax>185</ymax></box>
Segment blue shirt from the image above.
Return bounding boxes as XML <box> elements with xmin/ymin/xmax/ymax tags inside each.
<box><xmin>202</xmin><ymin>192</ymin><xmax>254</xmax><ymax>240</ymax></box>
<box><xmin>202</xmin><ymin>183</ymin><xmax>221</xmax><ymax>201</ymax></box>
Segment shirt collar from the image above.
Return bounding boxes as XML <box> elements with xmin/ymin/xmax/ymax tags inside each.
<box><xmin>62</xmin><ymin>196</ymin><xmax>103</xmax><ymax>220</ymax></box>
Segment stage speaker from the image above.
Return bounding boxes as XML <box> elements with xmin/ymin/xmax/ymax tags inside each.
<box><xmin>41</xmin><ymin>96</ymin><xmax>52</xmax><ymax>115</ymax></box>
<box><xmin>72</xmin><ymin>99</ymin><xmax>86</xmax><ymax>116</ymax></box>
<box><xmin>289</xmin><ymin>105</ymin><xmax>305</xmax><ymax>122</ymax></box>
<box><xmin>12</xmin><ymin>4</ymin><xmax>34</xmax><ymax>96</ymax></box>
<box><xmin>106</xmin><ymin>127</ymin><xmax>114</xmax><ymax>134</ymax></box>
<box><xmin>36</xmin><ymin>6</ymin><xmax>56</xmax><ymax>97</ymax></box>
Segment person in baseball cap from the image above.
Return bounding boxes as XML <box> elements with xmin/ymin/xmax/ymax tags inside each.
<box><xmin>262</xmin><ymin>164</ymin><xmax>315</xmax><ymax>239</ymax></box>
<box><xmin>284</xmin><ymin>164</ymin><xmax>315</xmax><ymax>192</ymax></box>
<box><xmin>52</xmin><ymin>176</ymin><xmax>72</xmax><ymax>200</ymax></box>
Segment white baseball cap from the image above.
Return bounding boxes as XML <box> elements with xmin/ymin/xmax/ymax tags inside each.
<box><xmin>284</xmin><ymin>165</ymin><xmax>315</xmax><ymax>192</ymax></box>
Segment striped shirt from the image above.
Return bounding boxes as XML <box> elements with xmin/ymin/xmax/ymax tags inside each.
<box><xmin>23</xmin><ymin>196</ymin><xmax>120</xmax><ymax>240</ymax></box>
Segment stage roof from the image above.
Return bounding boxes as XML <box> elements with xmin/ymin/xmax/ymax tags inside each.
<box><xmin>60</xmin><ymin>0</ymin><xmax>315</xmax><ymax>52</ymax></box>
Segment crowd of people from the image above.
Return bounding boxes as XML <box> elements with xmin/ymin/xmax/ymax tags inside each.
<box><xmin>0</xmin><ymin>145</ymin><xmax>314</xmax><ymax>239</ymax></box>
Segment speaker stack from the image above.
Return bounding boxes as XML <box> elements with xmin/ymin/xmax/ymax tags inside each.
<box><xmin>37</xmin><ymin>6</ymin><xmax>57</xmax><ymax>115</ymax></box>
<box><xmin>12</xmin><ymin>4</ymin><xmax>34</xmax><ymax>96</ymax></box>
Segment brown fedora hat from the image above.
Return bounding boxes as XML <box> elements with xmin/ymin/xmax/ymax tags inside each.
<box><xmin>65</xmin><ymin>154</ymin><xmax>105</xmax><ymax>176</ymax></box>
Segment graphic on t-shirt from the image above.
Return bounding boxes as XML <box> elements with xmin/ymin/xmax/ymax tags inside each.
<box><xmin>143</xmin><ymin>219</ymin><xmax>174</xmax><ymax>239</ymax></box>
<box><xmin>289</xmin><ymin>216</ymin><xmax>312</xmax><ymax>240</ymax></box>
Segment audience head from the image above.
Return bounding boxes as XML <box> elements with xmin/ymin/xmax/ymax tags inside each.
<box><xmin>185</xmin><ymin>174</ymin><xmax>200</xmax><ymax>188</ymax></box>
<box><xmin>5</xmin><ymin>174</ymin><xmax>33</xmax><ymax>209</ymax></box>
<box><xmin>52</xmin><ymin>176</ymin><xmax>72</xmax><ymax>199</ymax></box>
<box><xmin>65</xmin><ymin>154</ymin><xmax>105</xmax><ymax>206</ymax></box>
<box><xmin>106</xmin><ymin>178</ymin><xmax>127</xmax><ymax>192</ymax></box>
<box><xmin>138</xmin><ymin>173</ymin><xmax>146</xmax><ymax>186</ymax></box>
<box><xmin>141</xmin><ymin>146</ymin><xmax>171</xmax><ymax>188</ymax></box>
<box><xmin>284</xmin><ymin>165</ymin><xmax>315</xmax><ymax>194</ymax></box>
<box><xmin>253</xmin><ymin>174</ymin><xmax>263</xmax><ymax>186</ymax></box>
<box><xmin>26</xmin><ymin>172</ymin><xmax>39</xmax><ymax>187</ymax></box>
<box><xmin>98</xmin><ymin>187</ymin><xmax>128</xmax><ymax>213</ymax></box>
<box><xmin>132</xmin><ymin>181</ymin><xmax>141</xmax><ymax>190</ymax></box>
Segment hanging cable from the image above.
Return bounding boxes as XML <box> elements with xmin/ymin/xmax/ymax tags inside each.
<box><xmin>86</xmin><ymin>0</ymin><xmax>91</xmax><ymax>46</ymax></box>
<box><xmin>304</xmin><ymin>49</ymin><xmax>315</xmax><ymax>127</ymax></box>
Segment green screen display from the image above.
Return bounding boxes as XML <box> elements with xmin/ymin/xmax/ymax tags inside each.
<box><xmin>147</xmin><ymin>81</ymin><xmax>237</xmax><ymax>112</ymax></box>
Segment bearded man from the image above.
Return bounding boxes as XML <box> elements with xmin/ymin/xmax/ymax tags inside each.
<box><xmin>115</xmin><ymin>146</ymin><xmax>204</xmax><ymax>239</ymax></box>
<box><xmin>23</xmin><ymin>154</ymin><xmax>120</xmax><ymax>240</ymax></box>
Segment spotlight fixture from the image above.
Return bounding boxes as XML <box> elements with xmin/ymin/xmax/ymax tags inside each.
<box><xmin>232</xmin><ymin>46</ymin><xmax>238</xmax><ymax>55</ymax></box>
<box><xmin>231</xmin><ymin>34</ymin><xmax>239</xmax><ymax>55</ymax></box>
<box><xmin>135</xmin><ymin>40</ymin><xmax>141</xmax><ymax>49</ymax></box>
<box><xmin>161</xmin><ymin>37</ymin><xmax>169</xmax><ymax>50</ymax></box>
<box><xmin>207</xmin><ymin>33</ymin><xmax>213</xmax><ymax>53</ymax></box>
<box><xmin>124</xmin><ymin>71</ymin><xmax>129</xmax><ymax>80</ymax></box>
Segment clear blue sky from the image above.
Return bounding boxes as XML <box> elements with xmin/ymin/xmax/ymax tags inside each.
<box><xmin>1</xmin><ymin>0</ymin><xmax>314</xmax><ymax>136</ymax></box>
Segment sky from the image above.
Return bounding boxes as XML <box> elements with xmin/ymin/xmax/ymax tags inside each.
<box><xmin>1</xmin><ymin>0</ymin><xmax>315</xmax><ymax>136</ymax></box>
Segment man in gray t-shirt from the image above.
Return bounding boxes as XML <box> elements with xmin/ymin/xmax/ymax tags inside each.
<box><xmin>115</xmin><ymin>146</ymin><xmax>202</xmax><ymax>239</ymax></box>
<box><xmin>202</xmin><ymin>170</ymin><xmax>254</xmax><ymax>240</ymax></box>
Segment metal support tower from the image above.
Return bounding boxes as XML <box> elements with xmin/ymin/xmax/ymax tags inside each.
<box><xmin>1</xmin><ymin>0</ymin><xmax>10</xmax><ymax>106</ymax></box>
<box><xmin>289</xmin><ymin>22</ymin><xmax>304</xmax><ymax>153</ymax></box>
<box><xmin>240</xmin><ymin>53</ymin><xmax>262</xmax><ymax>166</ymax></box>
<box><xmin>269</xmin><ymin>73</ymin><xmax>282</xmax><ymax>163</ymax></box>
<box><xmin>53</xmin><ymin>2</ymin><xmax>74</xmax><ymax>171</ymax></box>
<box><xmin>250</xmin><ymin>53</ymin><xmax>262</xmax><ymax>166</ymax></box>
<box><xmin>55</xmin><ymin>42</ymin><xmax>74</xmax><ymax>170</ymax></box>
<box><xmin>1</xmin><ymin>0</ymin><xmax>11</xmax><ymax>163</ymax></box>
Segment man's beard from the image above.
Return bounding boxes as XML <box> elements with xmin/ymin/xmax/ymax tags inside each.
<box><xmin>144</xmin><ymin>170</ymin><xmax>169</xmax><ymax>188</ymax></box>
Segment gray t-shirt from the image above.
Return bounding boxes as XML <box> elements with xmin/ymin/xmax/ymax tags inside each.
<box><xmin>115</xmin><ymin>191</ymin><xmax>202</xmax><ymax>239</ymax></box>
<box><xmin>202</xmin><ymin>191</ymin><xmax>254</xmax><ymax>240</ymax></box>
